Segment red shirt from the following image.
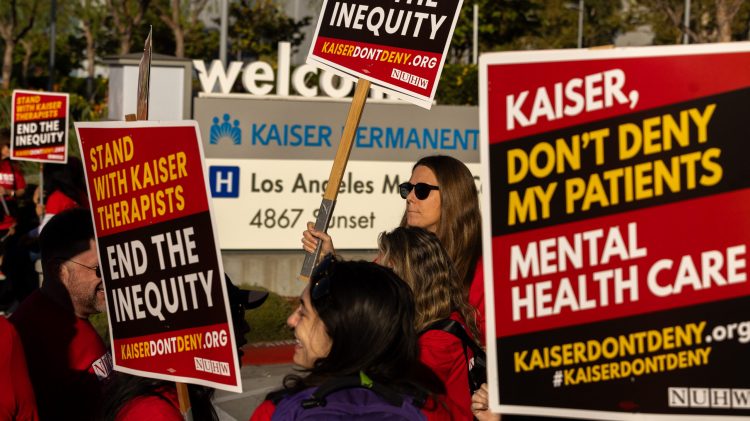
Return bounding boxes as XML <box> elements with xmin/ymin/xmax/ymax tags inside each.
<box><xmin>116</xmin><ymin>386</ymin><xmax>182</xmax><ymax>421</ymax></box>
<box><xmin>0</xmin><ymin>158</ymin><xmax>26</xmax><ymax>198</ymax></box>
<box><xmin>10</xmin><ymin>289</ymin><xmax>113</xmax><ymax>420</ymax></box>
<box><xmin>0</xmin><ymin>317</ymin><xmax>38</xmax><ymax>420</ymax></box>
<box><xmin>44</xmin><ymin>190</ymin><xmax>80</xmax><ymax>214</ymax></box>
<box><xmin>419</xmin><ymin>312</ymin><xmax>473</xmax><ymax>421</ymax></box>
<box><xmin>249</xmin><ymin>400</ymin><xmax>275</xmax><ymax>421</ymax></box>
<box><xmin>468</xmin><ymin>257</ymin><xmax>486</xmax><ymax>346</ymax></box>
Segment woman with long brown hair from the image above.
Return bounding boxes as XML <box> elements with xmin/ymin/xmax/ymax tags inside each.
<box><xmin>378</xmin><ymin>226</ymin><xmax>481</xmax><ymax>421</ymax></box>
<box><xmin>302</xmin><ymin>155</ymin><xmax>486</xmax><ymax>341</ymax></box>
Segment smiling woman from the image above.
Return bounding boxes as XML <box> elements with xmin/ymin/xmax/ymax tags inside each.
<box><xmin>250</xmin><ymin>256</ymin><xmax>451</xmax><ymax>420</ymax></box>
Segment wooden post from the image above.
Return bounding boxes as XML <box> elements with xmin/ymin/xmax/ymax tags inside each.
<box><xmin>125</xmin><ymin>26</ymin><xmax>193</xmax><ymax>421</ymax></box>
<box><xmin>176</xmin><ymin>382</ymin><xmax>192</xmax><ymax>420</ymax></box>
<box><xmin>39</xmin><ymin>163</ymin><xmax>44</xmax><ymax>205</ymax></box>
<box><xmin>299</xmin><ymin>78</ymin><xmax>371</xmax><ymax>281</ymax></box>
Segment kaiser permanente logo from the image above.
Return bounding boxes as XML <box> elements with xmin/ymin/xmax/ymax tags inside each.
<box><xmin>207</xmin><ymin>112</ymin><xmax>477</xmax><ymax>151</ymax></box>
<box><xmin>210</xmin><ymin>114</ymin><xmax>241</xmax><ymax>145</ymax></box>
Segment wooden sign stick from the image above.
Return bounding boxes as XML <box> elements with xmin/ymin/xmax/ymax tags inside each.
<box><xmin>299</xmin><ymin>78</ymin><xmax>371</xmax><ymax>280</ymax></box>
<box><xmin>124</xmin><ymin>26</ymin><xmax>193</xmax><ymax>421</ymax></box>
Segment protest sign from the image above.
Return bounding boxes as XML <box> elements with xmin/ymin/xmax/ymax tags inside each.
<box><xmin>480</xmin><ymin>43</ymin><xmax>750</xmax><ymax>419</ymax></box>
<box><xmin>307</xmin><ymin>0</ymin><xmax>463</xmax><ymax>109</ymax></box>
<box><xmin>11</xmin><ymin>89</ymin><xmax>69</xmax><ymax>163</ymax></box>
<box><xmin>75</xmin><ymin>120</ymin><xmax>242</xmax><ymax>392</ymax></box>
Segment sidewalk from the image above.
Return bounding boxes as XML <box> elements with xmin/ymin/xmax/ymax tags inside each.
<box><xmin>212</xmin><ymin>341</ymin><xmax>297</xmax><ymax>420</ymax></box>
<box><xmin>213</xmin><ymin>363</ymin><xmax>296</xmax><ymax>420</ymax></box>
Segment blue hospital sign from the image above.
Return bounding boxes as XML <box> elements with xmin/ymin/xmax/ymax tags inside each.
<box><xmin>209</xmin><ymin>166</ymin><xmax>240</xmax><ymax>198</ymax></box>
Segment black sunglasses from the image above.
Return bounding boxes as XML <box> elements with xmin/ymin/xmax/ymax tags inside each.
<box><xmin>310</xmin><ymin>254</ymin><xmax>336</xmax><ymax>302</ymax></box>
<box><xmin>66</xmin><ymin>260</ymin><xmax>102</xmax><ymax>278</ymax></box>
<box><xmin>399</xmin><ymin>182</ymin><xmax>439</xmax><ymax>200</ymax></box>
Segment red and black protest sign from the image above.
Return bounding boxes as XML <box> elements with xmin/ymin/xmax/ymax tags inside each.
<box><xmin>75</xmin><ymin>121</ymin><xmax>242</xmax><ymax>392</ymax></box>
<box><xmin>307</xmin><ymin>0</ymin><xmax>463</xmax><ymax>109</ymax></box>
<box><xmin>480</xmin><ymin>43</ymin><xmax>750</xmax><ymax>419</ymax></box>
<box><xmin>11</xmin><ymin>90</ymin><xmax>69</xmax><ymax>163</ymax></box>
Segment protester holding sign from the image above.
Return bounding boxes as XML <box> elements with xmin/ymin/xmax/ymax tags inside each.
<box><xmin>302</xmin><ymin>155</ymin><xmax>485</xmax><ymax>341</ymax></box>
<box><xmin>378</xmin><ymin>226</ymin><xmax>481</xmax><ymax>420</ymax></box>
<box><xmin>10</xmin><ymin>208</ymin><xmax>113</xmax><ymax>420</ymax></box>
<box><xmin>250</xmin><ymin>257</ymin><xmax>450</xmax><ymax>420</ymax></box>
<box><xmin>0</xmin><ymin>131</ymin><xmax>26</xmax><ymax>220</ymax></box>
<box><xmin>37</xmin><ymin>156</ymin><xmax>88</xmax><ymax>232</ymax></box>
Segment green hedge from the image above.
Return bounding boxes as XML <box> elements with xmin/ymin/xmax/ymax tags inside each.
<box><xmin>242</xmin><ymin>286</ymin><xmax>295</xmax><ymax>343</ymax></box>
<box><xmin>436</xmin><ymin>63</ymin><xmax>479</xmax><ymax>106</ymax></box>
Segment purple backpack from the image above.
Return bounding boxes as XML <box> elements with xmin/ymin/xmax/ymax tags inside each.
<box><xmin>271</xmin><ymin>375</ymin><xmax>427</xmax><ymax>420</ymax></box>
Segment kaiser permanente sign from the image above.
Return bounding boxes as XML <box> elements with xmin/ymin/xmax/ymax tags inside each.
<box><xmin>193</xmin><ymin>41</ymin><xmax>479</xmax><ymax>251</ymax></box>
<box><xmin>194</xmin><ymin>97</ymin><xmax>479</xmax><ymax>250</ymax></box>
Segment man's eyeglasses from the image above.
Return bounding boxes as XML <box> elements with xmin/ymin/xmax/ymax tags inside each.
<box><xmin>399</xmin><ymin>182</ymin><xmax>439</xmax><ymax>200</ymax></box>
<box><xmin>66</xmin><ymin>260</ymin><xmax>101</xmax><ymax>278</ymax></box>
<box><xmin>310</xmin><ymin>254</ymin><xmax>336</xmax><ymax>302</ymax></box>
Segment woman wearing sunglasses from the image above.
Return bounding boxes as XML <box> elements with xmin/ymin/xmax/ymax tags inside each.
<box><xmin>250</xmin><ymin>256</ymin><xmax>450</xmax><ymax>420</ymax></box>
<box><xmin>302</xmin><ymin>155</ymin><xmax>485</xmax><ymax>343</ymax></box>
<box><xmin>378</xmin><ymin>226</ymin><xmax>481</xmax><ymax>421</ymax></box>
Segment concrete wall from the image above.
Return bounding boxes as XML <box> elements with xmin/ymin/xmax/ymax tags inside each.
<box><xmin>221</xmin><ymin>249</ymin><xmax>377</xmax><ymax>297</ymax></box>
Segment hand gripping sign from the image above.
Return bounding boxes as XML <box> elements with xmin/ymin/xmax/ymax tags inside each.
<box><xmin>75</xmin><ymin>120</ymin><xmax>242</xmax><ymax>393</ymax></box>
<box><xmin>480</xmin><ymin>42</ymin><xmax>750</xmax><ymax>420</ymax></box>
<box><xmin>307</xmin><ymin>0</ymin><xmax>463</xmax><ymax>109</ymax></box>
<box><xmin>299</xmin><ymin>0</ymin><xmax>463</xmax><ymax>278</ymax></box>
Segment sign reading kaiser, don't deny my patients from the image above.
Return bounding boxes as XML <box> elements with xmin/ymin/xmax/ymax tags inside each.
<box><xmin>75</xmin><ymin>121</ymin><xmax>242</xmax><ymax>393</ymax></box>
<box><xmin>480</xmin><ymin>42</ymin><xmax>750</xmax><ymax>420</ymax></box>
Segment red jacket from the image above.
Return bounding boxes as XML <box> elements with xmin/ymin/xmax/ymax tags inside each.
<box><xmin>10</xmin><ymin>290</ymin><xmax>113</xmax><ymax>420</ymax></box>
<box><xmin>115</xmin><ymin>386</ymin><xmax>182</xmax><ymax>421</ymax></box>
<box><xmin>0</xmin><ymin>317</ymin><xmax>38</xmax><ymax>420</ymax></box>
<box><xmin>419</xmin><ymin>312</ymin><xmax>473</xmax><ymax>421</ymax></box>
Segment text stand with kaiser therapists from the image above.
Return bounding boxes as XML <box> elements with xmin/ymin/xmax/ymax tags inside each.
<box><xmin>75</xmin><ymin>30</ymin><xmax>243</xmax><ymax>421</ymax></box>
<box><xmin>479</xmin><ymin>43</ymin><xmax>750</xmax><ymax>419</ymax></box>
<box><xmin>300</xmin><ymin>0</ymin><xmax>465</xmax><ymax>278</ymax></box>
<box><xmin>11</xmin><ymin>88</ymin><xmax>71</xmax><ymax>206</ymax></box>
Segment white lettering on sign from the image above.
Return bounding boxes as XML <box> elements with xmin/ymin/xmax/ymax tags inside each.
<box><xmin>327</xmin><ymin>1</ymin><xmax>447</xmax><ymax>40</ymax></box>
<box><xmin>194</xmin><ymin>42</ymin><xmax>397</xmax><ymax>100</ymax></box>
<box><xmin>505</xmin><ymin>69</ymin><xmax>640</xmax><ymax>131</ymax></box>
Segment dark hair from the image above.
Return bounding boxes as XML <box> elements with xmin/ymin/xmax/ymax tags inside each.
<box><xmin>400</xmin><ymin>155</ymin><xmax>482</xmax><ymax>292</ymax></box>
<box><xmin>278</xmin><ymin>258</ymin><xmax>442</xmax><ymax>397</ymax></box>
<box><xmin>39</xmin><ymin>208</ymin><xmax>95</xmax><ymax>282</ymax></box>
<box><xmin>379</xmin><ymin>227</ymin><xmax>481</xmax><ymax>342</ymax></box>
<box><xmin>102</xmin><ymin>374</ymin><xmax>217</xmax><ymax>421</ymax></box>
<box><xmin>43</xmin><ymin>156</ymin><xmax>87</xmax><ymax>206</ymax></box>
<box><xmin>0</xmin><ymin>128</ymin><xmax>9</xmax><ymax>148</ymax></box>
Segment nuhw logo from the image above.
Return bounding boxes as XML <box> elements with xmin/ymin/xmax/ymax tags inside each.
<box><xmin>668</xmin><ymin>387</ymin><xmax>750</xmax><ymax>409</ymax></box>
<box><xmin>210</xmin><ymin>113</ymin><xmax>241</xmax><ymax>145</ymax></box>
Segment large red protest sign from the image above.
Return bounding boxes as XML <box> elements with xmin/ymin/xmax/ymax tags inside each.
<box><xmin>11</xmin><ymin>90</ymin><xmax>69</xmax><ymax>163</ymax></box>
<box><xmin>479</xmin><ymin>43</ymin><xmax>750</xmax><ymax>419</ymax></box>
<box><xmin>307</xmin><ymin>0</ymin><xmax>463</xmax><ymax>109</ymax></box>
<box><xmin>74</xmin><ymin>121</ymin><xmax>242</xmax><ymax>392</ymax></box>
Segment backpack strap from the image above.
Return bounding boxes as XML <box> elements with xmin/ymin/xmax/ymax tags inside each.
<box><xmin>301</xmin><ymin>372</ymin><xmax>405</xmax><ymax>409</ymax></box>
<box><xmin>423</xmin><ymin>318</ymin><xmax>483</xmax><ymax>357</ymax></box>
